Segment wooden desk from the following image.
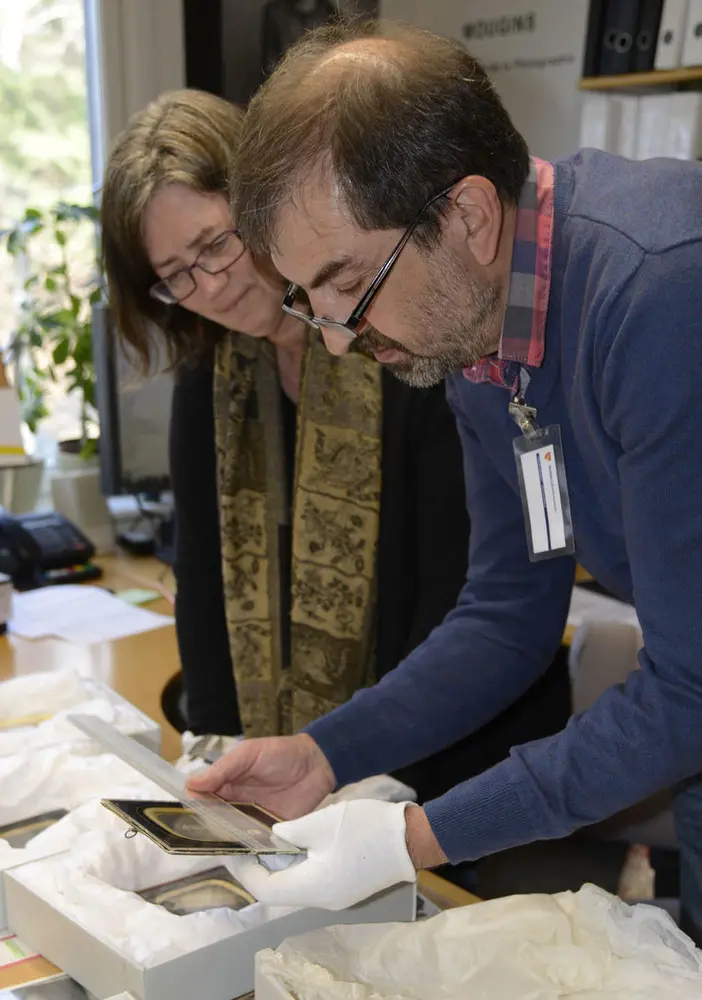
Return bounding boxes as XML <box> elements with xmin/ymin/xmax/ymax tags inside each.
<box><xmin>0</xmin><ymin>552</ymin><xmax>592</xmax><ymax>754</ymax></box>
<box><xmin>0</xmin><ymin>951</ymin><xmax>62</xmax><ymax>991</ymax></box>
<box><xmin>0</xmin><ymin>554</ymin><xmax>180</xmax><ymax>986</ymax></box>
<box><xmin>417</xmin><ymin>871</ymin><xmax>479</xmax><ymax>909</ymax></box>
<box><xmin>0</xmin><ymin>553</ymin><xmax>181</xmax><ymax>761</ymax></box>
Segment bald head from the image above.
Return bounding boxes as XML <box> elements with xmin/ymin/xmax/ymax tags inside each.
<box><xmin>232</xmin><ymin>19</ymin><xmax>528</xmax><ymax>259</ymax></box>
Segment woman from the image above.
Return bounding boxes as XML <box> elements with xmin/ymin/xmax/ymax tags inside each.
<box><xmin>101</xmin><ymin>89</ymin><xmax>569</xmax><ymax>801</ymax></box>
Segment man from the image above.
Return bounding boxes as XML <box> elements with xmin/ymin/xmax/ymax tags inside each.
<box><xmin>188</xmin><ymin>19</ymin><xmax>702</xmax><ymax>936</ymax></box>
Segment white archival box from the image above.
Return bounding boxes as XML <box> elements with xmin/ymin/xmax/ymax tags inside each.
<box><xmin>3</xmin><ymin>718</ymin><xmax>415</xmax><ymax>1000</ymax></box>
<box><xmin>0</xmin><ymin>741</ymin><xmax>165</xmax><ymax>927</ymax></box>
<box><xmin>3</xmin><ymin>858</ymin><xmax>415</xmax><ymax>1000</ymax></box>
<box><xmin>0</xmin><ymin>671</ymin><xmax>160</xmax><ymax>756</ymax></box>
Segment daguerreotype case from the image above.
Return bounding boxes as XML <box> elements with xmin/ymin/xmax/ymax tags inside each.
<box><xmin>0</xmin><ymin>810</ymin><xmax>68</xmax><ymax>849</ymax></box>
<box><xmin>101</xmin><ymin>799</ymin><xmax>299</xmax><ymax>856</ymax></box>
<box><xmin>138</xmin><ymin>865</ymin><xmax>255</xmax><ymax>915</ymax></box>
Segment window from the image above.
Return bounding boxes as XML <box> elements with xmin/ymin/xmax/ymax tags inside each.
<box><xmin>0</xmin><ymin>0</ymin><xmax>92</xmax><ymax>459</ymax></box>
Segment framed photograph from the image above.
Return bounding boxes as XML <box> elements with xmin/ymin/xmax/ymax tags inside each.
<box><xmin>101</xmin><ymin>799</ymin><xmax>303</xmax><ymax>855</ymax></box>
<box><xmin>138</xmin><ymin>865</ymin><xmax>255</xmax><ymax>915</ymax></box>
<box><xmin>0</xmin><ymin>713</ymin><xmax>53</xmax><ymax>731</ymax></box>
<box><xmin>0</xmin><ymin>810</ymin><xmax>68</xmax><ymax>849</ymax></box>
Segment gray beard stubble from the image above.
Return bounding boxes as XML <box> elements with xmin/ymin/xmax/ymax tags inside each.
<box><xmin>352</xmin><ymin>267</ymin><xmax>501</xmax><ymax>388</ymax></box>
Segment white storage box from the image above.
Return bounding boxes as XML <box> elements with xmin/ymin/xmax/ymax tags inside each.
<box><xmin>4</xmin><ymin>847</ymin><xmax>415</xmax><ymax>1000</ymax></box>
<box><xmin>0</xmin><ymin>746</ymin><xmax>162</xmax><ymax>927</ymax></box>
<box><xmin>0</xmin><ymin>670</ymin><xmax>160</xmax><ymax>755</ymax></box>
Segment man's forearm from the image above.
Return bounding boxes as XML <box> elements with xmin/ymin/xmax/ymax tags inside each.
<box><xmin>405</xmin><ymin>805</ymin><xmax>447</xmax><ymax>870</ymax></box>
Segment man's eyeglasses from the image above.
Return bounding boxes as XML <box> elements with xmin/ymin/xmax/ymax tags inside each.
<box><xmin>149</xmin><ymin>228</ymin><xmax>245</xmax><ymax>305</ymax></box>
<box><xmin>281</xmin><ymin>182</ymin><xmax>457</xmax><ymax>340</ymax></box>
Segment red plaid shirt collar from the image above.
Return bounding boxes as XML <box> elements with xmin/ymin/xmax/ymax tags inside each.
<box><xmin>463</xmin><ymin>157</ymin><xmax>554</xmax><ymax>390</ymax></box>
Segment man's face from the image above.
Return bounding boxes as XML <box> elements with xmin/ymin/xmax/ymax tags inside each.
<box><xmin>271</xmin><ymin>175</ymin><xmax>504</xmax><ymax>387</ymax></box>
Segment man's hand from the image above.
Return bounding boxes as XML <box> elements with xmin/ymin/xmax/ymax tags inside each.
<box><xmin>185</xmin><ymin>733</ymin><xmax>335</xmax><ymax>819</ymax></box>
<box><xmin>225</xmin><ymin>799</ymin><xmax>419</xmax><ymax>911</ymax></box>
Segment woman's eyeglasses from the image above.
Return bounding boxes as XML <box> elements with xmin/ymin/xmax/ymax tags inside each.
<box><xmin>149</xmin><ymin>229</ymin><xmax>246</xmax><ymax>305</ymax></box>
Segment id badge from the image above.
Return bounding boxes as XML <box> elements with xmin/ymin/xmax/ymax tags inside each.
<box><xmin>513</xmin><ymin>424</ymin><xmax>575</xmax><ymax>562</ymax></box>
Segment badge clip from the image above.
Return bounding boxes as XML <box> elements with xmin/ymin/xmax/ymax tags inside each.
<box><xmin>508</xmin><ymin>397</ymin><xmax>539</xmax><ymax>439</ymax></box>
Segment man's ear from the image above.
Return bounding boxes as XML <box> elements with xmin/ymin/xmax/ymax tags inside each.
<box><xmin>445</xmin><ymin>176</ymin><xmax>503</xmax><ymax>267</ymax></box>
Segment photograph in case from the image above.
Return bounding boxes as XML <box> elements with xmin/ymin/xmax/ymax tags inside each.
<box><xmin>138</xmin><ymin>864</ymin><xmax>255</xmax><ymax>915</ymax></box>
<box><xmin>0</xmin><ymin>809</ymin><xmax>68</xmax><ymax>849</ymax></box>
<box><xmin>101</xmin><ymin>798</ymin><xmax>301</xmax><ymax>855</ymax></box>
<box><xmin>0</xmin><ymin>713</ymin><xmax>53</xmax><ymax>731</ymax></box>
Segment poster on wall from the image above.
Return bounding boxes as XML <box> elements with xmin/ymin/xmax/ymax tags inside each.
<box><xmin>379</xmin><ymin>1</ymin><xmax>589</xmax><ymax>161</ymax></box>
<box><xmin>222</xmin><ymin>0</ymin><xmax>378</xmax><ymax>106</ymax></box>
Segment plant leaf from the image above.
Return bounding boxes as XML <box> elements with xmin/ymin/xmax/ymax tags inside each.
<box><xmin>52</xmin><ymin>340</ymin><xmax>70</xmax><ymax>365</ymax></box>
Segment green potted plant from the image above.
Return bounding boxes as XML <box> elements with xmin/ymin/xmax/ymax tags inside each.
<box><xmin>2</xmin><ymin>200</ymin><xmax>101</xmax><ymax>466</ymax></box>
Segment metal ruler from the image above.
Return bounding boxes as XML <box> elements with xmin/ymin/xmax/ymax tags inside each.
<box><xmin>68</xmin><ymin>714</ymin><xmax>300</xmax><ymax>854</ymax></box>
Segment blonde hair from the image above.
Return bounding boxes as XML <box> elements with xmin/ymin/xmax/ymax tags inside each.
<box><xmin>101</xmin><ymin>89</ymin><xmax>244</xmax><ymax>370</ymax></box>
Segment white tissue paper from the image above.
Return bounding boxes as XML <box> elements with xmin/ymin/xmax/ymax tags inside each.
<box><xmin>7</xmin><ymin>774</ymin><xmax>417</xmax><ymax>968</ymax></box>
<box><xmin>11</xmin><ymin>820</ymin><xmax>298</xmax><ymax>967</ymax></box>
<box><xmin>0</xmin><ymin>669</ymin><xmax>153</xmax><ymax>755</ymax></box>
<box><xmin>256</xmin><ymin>884</ymin><xmax>702</xmax><ymax>1000</ymax></box>
<box><xmin>0</xmin><ymin>744</ymin><xmax>162</xmax><ymax>872</ymax></box>
<box><xmin>322</xmin><ymin>775</ymin><xmax>416</xmax><ymax>808</ymax></box>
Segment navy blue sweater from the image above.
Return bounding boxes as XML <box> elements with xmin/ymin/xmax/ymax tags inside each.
<box><xmin>306</xmin><ymin>150</ymin><xmax>702</xmax><ymax>862</ymax></box>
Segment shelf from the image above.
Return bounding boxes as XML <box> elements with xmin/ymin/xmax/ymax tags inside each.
<box><xmin>579</xmin><ymin>66</ymin><xmax>702</xmax><ymax>91</ymax></box>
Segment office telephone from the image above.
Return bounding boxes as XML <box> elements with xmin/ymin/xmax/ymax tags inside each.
<box><xmin>0</xmin><ymin>510</ymin><xmax>102</xmax><ymax>590</ymax></box>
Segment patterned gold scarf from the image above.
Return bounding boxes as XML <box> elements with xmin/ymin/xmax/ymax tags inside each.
<box><xmin>213</xmin><ymin>331</ymin><xmax>382</xmax><ymax>737</ymax></box>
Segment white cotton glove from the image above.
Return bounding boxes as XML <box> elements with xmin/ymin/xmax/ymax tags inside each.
<box><xmin>225</xmin><ymin>799</ymin><xmax>418</xmax><ymax>911</ymax></box>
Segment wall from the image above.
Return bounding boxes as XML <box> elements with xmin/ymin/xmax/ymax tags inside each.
<box><xmin>85</xmin><ymin>0</ymin><xmax>185</xmax><ymax>189</ymax></box>
<box><xmin>379</xmin><ymin>0</ymin><xmax>590</xmax><ymax>161</ymax></box>
<box><xmin>221</xmin><ymin>0</ymin><xmax>379</xmax><ymax>107</ymax></box>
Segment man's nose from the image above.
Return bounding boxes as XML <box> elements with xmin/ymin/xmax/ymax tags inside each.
<box><xmin>320</xmin><ymin>327</ymin><xmax>353</xmax><ymax>356</ymax></box>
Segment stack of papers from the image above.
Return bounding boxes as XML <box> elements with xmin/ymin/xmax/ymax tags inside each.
<box><xmin>9</xmin><ymin>586</ymin><xmax>173</xmax><ymax>645</ymax></box>
<box><xmin>568</xmin><ymin>586</ymin><xmax>640</xmax><ymax>631</ymax></box>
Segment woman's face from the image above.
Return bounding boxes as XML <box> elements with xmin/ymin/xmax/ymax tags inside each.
<box><xmin>142</xmin><ymin>183</ymin><xmax>286</xmax><ymax>339</ymax></box>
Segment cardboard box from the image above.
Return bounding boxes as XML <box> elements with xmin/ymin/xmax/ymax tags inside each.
<box><xmin>0</xmin><ymin>382</ymin><xmax>26</xmax><ymax>467</ymax></box>
<box><xmin>254</xmin><ymin>966</ymin><xmax>295</xmax><ymax>1000</ymax></box>
<box><xmin>4</xmin><ymin>857</ymin><xmax>415</xmax><ymax>1000</ymax></box>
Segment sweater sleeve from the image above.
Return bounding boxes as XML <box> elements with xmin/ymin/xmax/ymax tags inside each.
<box><xmin>306</xmin><ymin>381</ymin><xmax>575</xmax><ymax>794</ymax></box>
<box><xmin>423</xmin><ymin>243</ymin><xmax>702</xmax><ymax>862</ymax></box>
<box><xmin>171</xmin><ymin>360</ymin><xmax>242</xmax><ymax>736</ymax></box>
